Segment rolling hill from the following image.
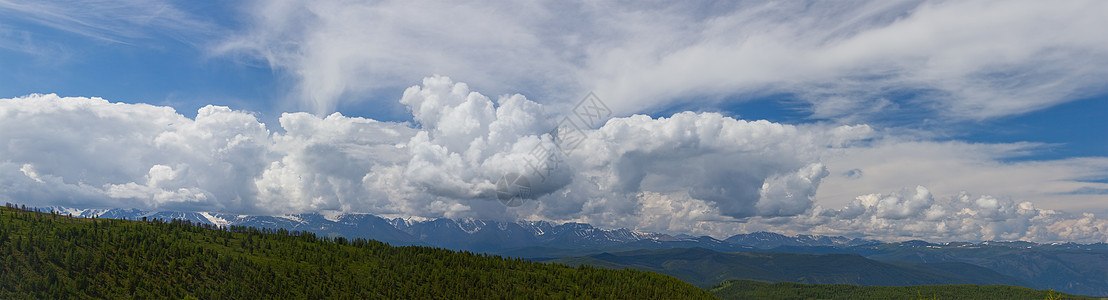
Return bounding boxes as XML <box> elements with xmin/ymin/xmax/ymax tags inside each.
<box><xmin>0</xmin><ymin>205</ymin><xmax>713</xmax><ymax>299</ymax></box>
<box><xmin>548</xmin><ymin>247</ymin><xmax>1032</xmax><ymax>288</ymax></box>
<box><xmin>851</xmin><ymin>240</ymin><xmax>1108</xmax><ymax>296</ymax></box>
<box><xmin>708</xmin><ymin>279</ymin><xmax>1096</xmax><ymax>300</ymax></box>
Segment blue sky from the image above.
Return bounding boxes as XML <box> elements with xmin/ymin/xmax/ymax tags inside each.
<box><xmin>0</xmin><ymin>1</ymin><xmax>276</xmax><ymax>118</ymax></box>
<box><xmin>5</xmin><ymin>35</ymin><xmax>1101</xmax><ymax>161</ymax></box>
<box><xmin>1</xmin><ymin>0</ymin><xmax>1106</xmax><ymax>242</ymax></box>
<box><xmin>2</xmin><ymin>1</ymin><xmax>1102</xmax><ymax>158</ymax></box>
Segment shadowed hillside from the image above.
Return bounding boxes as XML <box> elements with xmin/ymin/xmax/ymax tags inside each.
<box><xmin>549</xmin><ymin>247</ymin><xmax>1031</xmax><ymax>288</ymax></box>
<box><xmin>709</xmin><ymin>279</ymin><xmax>1096</xmax><ymax>300</ymax></box>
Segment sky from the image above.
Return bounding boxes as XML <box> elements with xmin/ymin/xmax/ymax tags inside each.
<box><xmin>1</xmin><ymin>0</ymin><xmax>1106</xmax><ymax>243</ymax></box>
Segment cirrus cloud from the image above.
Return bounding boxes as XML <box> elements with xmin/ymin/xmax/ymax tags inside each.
<box><xmin>218</xmin><ymin>0</ymin><xmax>1108</xmax><ymax>124</ymax></box>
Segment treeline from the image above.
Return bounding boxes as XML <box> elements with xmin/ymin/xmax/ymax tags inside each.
<box><xmin>709</xmin><ymin>279</ymin><xmax>1095</xmax><ymax>300</ymax></box>
<box><xmin>0</xmin><ymin>204</ymin><xmax>714</xmax><ymax>299</ymax></box>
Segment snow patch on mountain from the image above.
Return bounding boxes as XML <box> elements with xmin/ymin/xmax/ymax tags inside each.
<box><xmin>321</xmin><ymin>210</ymin><xmax>344</xmax><ymax>222</ymax></box>
<box><xmin>199</xmin><ymin>212</ymin><xmax>230</xmax><ymax>227</ymax></box>
<box><xmin>277</xmin><ymin>214</ymin><xmax>305</xmax><ymax>224</ymax></box>
<box><xmin>455</xmin><ymin>218</ymin><xmax>486</xmax><ymax>234</ymax></box>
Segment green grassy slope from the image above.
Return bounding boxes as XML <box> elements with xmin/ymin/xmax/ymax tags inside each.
<box><xmin>709</xmin><ymin>279</ymin><xmax>1097</xmax><ymax>300</ymax></box>
<box><xmin>0</xmin><ymin>206</ymin><xmax>715</xmax><ymax>299</ymax></box>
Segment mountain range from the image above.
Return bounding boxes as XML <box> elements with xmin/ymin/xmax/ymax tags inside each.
<box><xmin>41</xmin><ymin>206</ymin><xmax>847</xmax><ymax>252</ymax></box>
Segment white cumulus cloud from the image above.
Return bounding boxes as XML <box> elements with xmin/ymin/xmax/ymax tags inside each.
<box><xmin>0</xmin><ymin>94</ymin><xmax>268</xmax><ymax>212</ymax></box>
<box><xmin>3</xmin><ymin>77</ymin><xmax>1107</xmax><ymax>243</ymax></box>
<box><xmin>0</xmin><ymin>80</ymin><xmax>869</xmax><ymax>222</ymax></box>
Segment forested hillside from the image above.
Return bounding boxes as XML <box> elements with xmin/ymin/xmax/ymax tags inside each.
<box><xmin>709</xmin><ymin>279</ymin><xmax>1096</xmax><ymax>300</ymax></box>
<box><xmin>0</xmin><ymin>205</ymin><xmax>713</xmax><ymax>299</ymax></box>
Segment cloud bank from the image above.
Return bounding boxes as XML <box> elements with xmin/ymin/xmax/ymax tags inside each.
<box><xmin>768</xmin><ymin>186</ymin><xmax>1108</xmax><ymax>243</ymax></box>
<box><xmin>818</xmin><ymin>140</ymin><xmax>1108</xmax><ymax>213</ymax></box>
<box><xmin>3</xmin><ymin>76</ymin><xmax>1108</xmax><ymax>243</ymax></box>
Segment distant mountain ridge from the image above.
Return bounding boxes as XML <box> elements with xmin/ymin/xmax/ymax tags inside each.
<box><xmin>37</xmin><ymin>205</ymin><xmax>1105</xmax><ymax>252</ymax></box>
<box><xmin>38</xmin><ymin>205</ymin><xmax>882</xmax><ymax>252</ymax></box>
<box><xmin>724</xmin><ymin>231</ymin><xmax>881</xmax><ymax>249</ymax></box>
<box><xmin>37</xmin><ymin>206</ymin><xmax>702</xmax><ymax>252</ymax></box>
